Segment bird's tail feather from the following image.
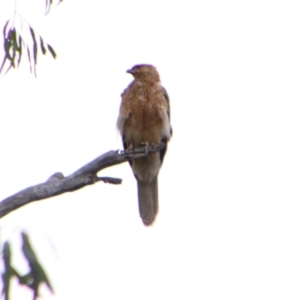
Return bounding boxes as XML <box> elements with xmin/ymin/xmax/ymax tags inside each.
<box><xmin>137</xmin><ymin>176</ymin><xmax>158</xmax><ymax>226</ymax></box>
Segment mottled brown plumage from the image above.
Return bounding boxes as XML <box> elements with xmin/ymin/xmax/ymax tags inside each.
<box><xmin>117</xmin><ymin>64</ymin><xmax>172</xmax><ymax>226</ymax></box>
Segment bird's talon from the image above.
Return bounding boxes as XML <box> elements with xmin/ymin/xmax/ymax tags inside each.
<box><xmin>126</xmin><ymin>143</ymin><xmax>134</xmax><ymax>153</ymax></box>
<box><xmin>141</xmin><ymin>141</ymin><xmax>150</xmax><ymax>154</ymax></box>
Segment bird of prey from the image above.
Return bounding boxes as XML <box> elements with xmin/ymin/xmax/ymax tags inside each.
<box><xmin>117</xmin><ymin>64</ymin><xmax>172</xmax><ymax>226</ymax></box>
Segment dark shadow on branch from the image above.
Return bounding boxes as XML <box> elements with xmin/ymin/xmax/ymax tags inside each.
<box><xmin>0</xmin><ymin>143</ymin><xmax>165</xmax><ymax>219</ymax></box>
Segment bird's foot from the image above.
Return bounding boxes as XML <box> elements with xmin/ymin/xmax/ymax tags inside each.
<box><xmin>141</xmin><ymin>141</ymin><xmax>150</xmax><ymax>154</ymax></box>
<box><xmin>126</xmin><ymin>143</ymin><xmax>134</xmax><ymax>152</ymax></box>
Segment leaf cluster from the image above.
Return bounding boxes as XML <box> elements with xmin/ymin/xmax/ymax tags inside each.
<box><xmin>1</xmin><ymin>20</ymin><xmax>56</xmax><ymax>76</ymax></box>
<box><xmin>1</xmin><ymin>0</ymin><xmax>62</xmax><ymax>76</ymax></box>
<box><xmin>1</xmin><ymin>232</ymin><xmax>53</xmax><ymax>300</ymax></box>
<box><xmin>45</xmin><ymin>0</ymin><xmax>63</xmax><ymax>15</ymax></box>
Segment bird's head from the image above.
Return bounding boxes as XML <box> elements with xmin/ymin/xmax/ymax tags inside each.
<box><xmin>126</xmin><ymin>64</ymin><xmax>160</xmax><ymax>82</ymax></box>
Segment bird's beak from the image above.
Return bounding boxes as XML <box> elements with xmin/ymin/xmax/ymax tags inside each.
<box><xmin>126</xmin><ymin>69</ymin><xmax>133</xmax><ymax>74</ymax></box>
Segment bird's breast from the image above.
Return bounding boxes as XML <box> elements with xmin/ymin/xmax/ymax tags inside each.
<box><xmin>120</xmin><ymin>82</ymin><xmax>171</xmax><ymax>147</ymax></box>
<box><xmin>123</xmin><ymin>103</ymin><xmax>164</xmax><ymax>147</ymax></box>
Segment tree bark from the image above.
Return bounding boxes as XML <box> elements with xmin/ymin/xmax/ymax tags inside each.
<box><xmin>0</xmin><ymin>143</ymin><xmax>165</xmax><ymax>219</ymax></box>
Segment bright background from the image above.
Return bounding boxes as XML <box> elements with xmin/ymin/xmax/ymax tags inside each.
<box><xmin>0</xmin><ymin>0</ymin><xmax>300</xmax><ymax>299</ymax></box>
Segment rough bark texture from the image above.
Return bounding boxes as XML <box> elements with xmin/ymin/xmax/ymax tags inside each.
<box><xmin>0</xmin><ymin>143</ymin><xmax>165</xmax><ymax>219</ymax></box>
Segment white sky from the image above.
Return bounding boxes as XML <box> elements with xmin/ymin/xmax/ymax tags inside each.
<box><xmin>0</xmin><ymin>0</ymin><xmax>300</xmax><ymax>299</ymax></box>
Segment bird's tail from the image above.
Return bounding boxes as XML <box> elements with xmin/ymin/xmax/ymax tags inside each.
<box><xmin>137</xmin><ymin>176</ymin><xmax>158</xmax><ymax>226</ymax></box>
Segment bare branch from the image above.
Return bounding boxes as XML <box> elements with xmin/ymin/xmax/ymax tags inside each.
<box><xmin>0</xmin><ymin>143</ymin><xmax>165</xmax><ymax>219</ymax></box>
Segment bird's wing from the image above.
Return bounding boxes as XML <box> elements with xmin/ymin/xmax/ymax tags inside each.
<box><xmin>161</xmin><ymin>86</ymin><xmax>172</xmax><ymax>129</ymax></box>
<box><xmin>159</xmin><ymin>85</ymin><xmax>173</xmax><ymax>164</ymax></box>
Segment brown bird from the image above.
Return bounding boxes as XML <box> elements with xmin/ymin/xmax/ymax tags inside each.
<box><xmin>117</xmin><ymin>64</ymin><xmax>172</xmax><ymax>226</ymax></box>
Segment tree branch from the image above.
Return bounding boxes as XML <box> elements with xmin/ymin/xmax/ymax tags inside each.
<box><xmin>0</xmin><ymin>143</ymin><xmax>165</xmax><ymax>219</ymax></box>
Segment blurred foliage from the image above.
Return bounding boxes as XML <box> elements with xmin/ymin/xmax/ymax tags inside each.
<box><xmin>1</xmin><ymin>20</ymin><xmax>57</xmax><ymax>76</ymax></box>
<box><xmin>0</xmin><ymin>0</ymin><xmax>62</xmax><ymax>76</ymax></box>
<box><xmin>45</xmin><ymin>0</ymin><xmax>63</xmax><ymax>15</ymax></box>
<box><xmin>1</xmin><ymin>231</ymin><xmax>53</xmax><ymax>300</ymax></box>
<box><xmin>0</xmin><ymin>1</ymin><xmax>61</xmax><ymax>297</ymax></box>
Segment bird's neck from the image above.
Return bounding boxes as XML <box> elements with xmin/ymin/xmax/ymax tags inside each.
<box><xmin>136</xmin><ymin>76</ymin><xmax>160</xmax><ymax>86</ymax></box>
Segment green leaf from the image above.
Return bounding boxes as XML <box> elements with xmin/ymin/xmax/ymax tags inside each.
<box><xmin>26</xmin><ymin>46</ymin><xmax>32</xmax><ymax>74</ymax></box>
<box><xmin>1</xmin><ymin>242</ymin><xmax>19</xmax><ymax>299</ymax></box>
<box><xmin>21</xmin><ymin>232</ymin><xmax>53</xmax><ymax>294</ymax></box>
<box><xmin>11</xmin><ymin>29</ymin><xmax>18</xmax><ymax>51</ymax></box>
<box><xmin>3</xmin><ymin>30</ymin><xmax>17</xmax><ymax>69</ymax></box>
<box><xmin>0</xmin><ymin>56</ymin><xmax>8</xmax><ymax>74</ymax></box>
<box><xmin>17</xmin><ymin>35</ymin><xmax>22</xmax><ymax>66</ymax></box>
<box><xmin>29</xmin><ymin>27</ymin><xmax>37</xmax><ymax>66</ymax></box>
<box><xmin>3</xmin><ymin>20</ymin><xmax>9</xmax><ymax>37</ymax></box>
<box><xmin>4</xmin><ymin>40</ymin><xmax>11</xmax><ymax>61</ymax></box>
<box><xmin>11</xmin><ymin>30</ymin><xmax>18</xmax><ymax>68</ymax></box>
<box><xmin>45</xmin><ymin>0</ymin><xmax>54</xmax><ymax>14</ymax></box>
<box><xmin>1</xmin><ymin>18</ymin><xmax>58</xmax><ymax>75</ymax></box>
<box><xmin>3</xmin><ymin>242</ymin><xmax>12</xmax><ymax>269</ymax></box>
<box><xmin>11</xmin><ymin>50</ymin><xmax>16</xmax><ymax>68</ymax></box>
<box><xmin>47</xmin><ymin>44</ymin><xmax>57</xmax><ymax>59</ymax></box>
<box><xmin>40</xmin><ymin>37</ymin><xmax>47</xmax><ymax>55</ymax></box>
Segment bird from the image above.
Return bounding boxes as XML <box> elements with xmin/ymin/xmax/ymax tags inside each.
<box><xmin>117</xmin><ymin>64</ymin><xmax>172</xmax><ymax>226</ymax></box>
